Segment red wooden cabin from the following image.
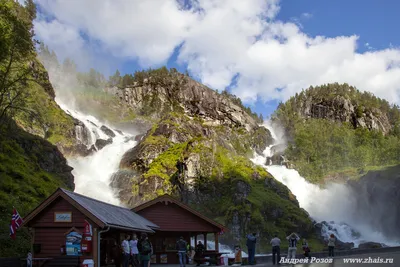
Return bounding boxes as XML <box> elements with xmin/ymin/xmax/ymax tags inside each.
<box><xmin>21</xmin><ymin>188</ymin><xmax>158</xmax><ymax>267</ymax></box>
<box><xmin>133</xmin><ymin>195</ymin><xmax>227</xmax><ymax>264</ymax></box>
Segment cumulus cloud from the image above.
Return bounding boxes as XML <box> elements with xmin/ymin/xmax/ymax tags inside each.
<box><xmin>34</xmin><ymin>0</ymin><xmax>400</xmax><ymax>104</ymax></box>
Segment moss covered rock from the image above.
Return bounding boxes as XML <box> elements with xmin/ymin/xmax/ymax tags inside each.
<box><xmin>115</xmin><ymin>109</ymin><xmax>316</xmax><ymax>251</ymax></box>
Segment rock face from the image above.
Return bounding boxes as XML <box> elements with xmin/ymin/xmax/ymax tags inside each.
<box><xmin>358</xmin><ymin>242</ymin><xmax>384</xmax><ymax>249</ymax></box>
<box><xmin>118</xmin><ymin>113</ymin><xmax>273</xmax><ymax>203</ymax></box>
<box><xmin>314</xmin><ymin>222</ymin><xmax>355</xmax><ymax>250</ymax></box>
<box><xmin>114</xmin><ymin>72</ymin><xmax>262</xmax><ymax>132</ymax></box>
<box><xmin>95</xmin><ymin>138</ymin><xmax>113</xmax><ymax>150</ymax></box>
<box><xmin>282</xmin><ymin>84</ymin><xmax>392</xmax><ymax>134</ymax></box>
<box><xmin>298</xmin><ymin>95</ymin><xmax>391</xmax><ymax>134</ymax></box>
<box><xmin>100</xmin><ymin>125</ymin><xmax>116</xmax><ymax>138</ymax></box>
<box><xmin>347</xmin><ymin>165</ymin><xmax>400</xmax><ymax>241</ymax></box>
<box><xmin>114</xmin><ymin>109</ymin><xmax>313</xmax><ymax>251</ymax></box>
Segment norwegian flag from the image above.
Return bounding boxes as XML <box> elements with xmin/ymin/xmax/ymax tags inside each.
<box><xmin>10</xmin><ymin>208</ymin><xmax>23</xmax><ymax>239</ymax></box>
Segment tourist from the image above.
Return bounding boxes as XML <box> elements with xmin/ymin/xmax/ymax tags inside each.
<box><xmin>328</xmin><ymin>234</ymin><xmax>336</xmax><ymax>257</ymax></box>
<box><xmin>194</xmin><ymin>241</ymin><xmax>205</xmax><ymax>266</ymax></box>
<box><xmin>246</xmin><ymin>233</ymin><xmax>257</xmax><ymax>265</ymax></box>
<box><xmin>302</xmin><ymin>238</ymin><xmax>311</xmax><ymax>260</ymax></box>
<box><xmin>121</xmin><ymin>234</ymin><xmax>131</xmax><ymax>267</ymax></box>
<box><xmin>286</xmin><ymin>232</ymin><xmax>300</xmax><ymax>260</ymax></box>
<box><xmin>130</xmin><ymin>234</ymin><xmax>139</xmax><ymax>267</ymax></box>
<box><xmin>187</xmin><ymin>245</ymin><xmax>195</xmax><ymax>264</ymax></box>
<box><xmin>147</xmin><ymin>236</ymin><xmax>153</xmax><ymax>267</ymax></box>
<box><xmin>138</xmin><ymin>233</ymin><xmax>153</xmax><ymax>267</ymax></box>
<box><xmin>176</xmin><ymin>236</ymin><xmax>188</xmax><ymax>267</ymax></box>
<box><xmin>270</xmin><ymin>234</ymin><xmax>281</xmax><ymax>265</ymax></box>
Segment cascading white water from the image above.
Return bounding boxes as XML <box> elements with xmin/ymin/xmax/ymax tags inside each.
<box><xmin>57</xmin><ymin>101</ymin><xmax>136</xmax><ymax>206</ymax></box>
<box><xmin>251</xmin><ymin>122</ymin><xmax>399</xmax><ymax>248</ymax></box>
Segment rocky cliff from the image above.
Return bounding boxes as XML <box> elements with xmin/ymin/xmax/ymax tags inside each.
<box><xmin>347</xmin><ymin>165</ymin><xmax>400</xmax><ymax>240</ymax></box>
<box><xmin>275</xmin><ymin>83</ymin><xmax>395</xmax><ymax>135</ymax></box>
<box><xmin>111</xmin><ymin>69</ymin><xmax>263</xmax><ymax>132</ymax></box>
<box><xmin>103</xmin><ymin>68</ymin><xmax>319</xmax><ymax>251</ymax></box>
<box><xmin>272</xmin><ymin>83</ymin><xmax>400</xmax><ymax>182</ymax></box>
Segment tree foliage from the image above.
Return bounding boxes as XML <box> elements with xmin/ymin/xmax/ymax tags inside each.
<box><xmin>0</xmin><ymin>0</ymin><xmax>37</xmax><ymax>121</ymax></box>
<box><xmin>273</xmin><ymin>83</ymin><xmax>400</xmax><ymax>182</ymax></box>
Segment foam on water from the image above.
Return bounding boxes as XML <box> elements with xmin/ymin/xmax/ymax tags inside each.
<box><xmin>250</xmin><ymin>121</ymin><xmax>399</xmax><ymax>248</ymax></box>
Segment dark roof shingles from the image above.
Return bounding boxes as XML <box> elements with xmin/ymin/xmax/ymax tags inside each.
<box><xmin>61</xmin><ymin>188</ymin><xmax>159</xmax><ymax>232</ymax></box>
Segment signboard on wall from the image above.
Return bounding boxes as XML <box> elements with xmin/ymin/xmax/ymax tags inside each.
<box><xmin>54</xmin><ymin>212</ymin><xmax>72</xmax><ymax>222</ymax></box>
<box><xmin>66</xmin><ymin>231</ymin><xmax>82</xmax><ymax>256</ymax></box>
<box><xmin>150</xmin><ymin>254</ymin><xmax>156</xmax><ymax>263</ymax></box>
<box><xmin>160</xmin><ymin>254</ymin><xmax>167</xmax><ymax>263</ymax></box>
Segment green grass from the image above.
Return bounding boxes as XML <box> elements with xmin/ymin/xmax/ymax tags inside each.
<box><xmin>0</xmin><ymin>124</ymin><xmax>74</xmax><ymax>257</ymax></box>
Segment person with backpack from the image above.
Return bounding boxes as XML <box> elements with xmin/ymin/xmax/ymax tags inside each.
<box><xmin>176</xmin><ymin>236</ymin><xmax>188</xmax><ymax>267</ymax></box>
<box><xmin>138</xmin><ymin>233</ymin><xmax>153</xmax><ymax>267</ymax></box>
<box><xmin>246</xmin><ymin>233</ymin><xmax>257</xmax><ymax>265</ymax></box>
<box><xmin>286</xmin><ymin>232</ymin><xmax>300</xmax><ymax>260</ymax></box>
<box><xmin>194</xmin><ymin>241</ymin><xmax>205</xmax><ymax>266</ymax></box>
<box><xmin>270</xmin><ymin>234</ymin><xmax>281</xmax><ymax>265</ymax></box>
<box><xmin>121</xmin><ymin>234</ymin><xmax>131</xmax><ymax>267</ymax></box>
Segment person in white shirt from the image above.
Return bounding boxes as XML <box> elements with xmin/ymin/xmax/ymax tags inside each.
<box><xmin>270</xmin><ymin>234</ymin><xmax>281</xmax><ymax>265</ymax></box>
<box><xmin>130</xmin><ymin>234</ymin><xmax>139</xmax><ymax>267</ymax></box>
<box><xmin>286</xmin><ymin>232</ymin><xmax>300</xmax><ymax>260</ymax></box>
<box><xmin>121</xmin><ymin>234</ymin><xmax>131</xmax><ymax>267</ymax></box>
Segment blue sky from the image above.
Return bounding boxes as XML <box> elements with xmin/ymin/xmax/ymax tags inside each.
<box><xmin>119</xmin><ymin>0</ymin><xmax>400</xmax><ymax>117</ymax></box>
<box><xmin>34</xmin><ymin>0</ymin><xmax>400</xmax><ymax>117</ymax></box>
<box><xmin>277</xmin><ymin>0</ymin><xmax>399</xmax><ymax>51</ymax></box>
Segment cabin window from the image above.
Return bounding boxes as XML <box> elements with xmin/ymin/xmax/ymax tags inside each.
<box><xmin>164</xmin><ymin>237</ymin><xmax>177</xmax><ymax>251</ymax></box>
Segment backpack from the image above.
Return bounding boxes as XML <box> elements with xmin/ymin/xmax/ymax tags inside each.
<box><xmin>141</xmin><ymin>240</ymin><xmax>151</xmax><ymax>255</ymax></box>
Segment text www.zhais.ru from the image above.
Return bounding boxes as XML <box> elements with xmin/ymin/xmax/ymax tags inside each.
<box><xmin>343</xmin><ymin>257</ymin><xmax>394</xmax><ymax>264</ymax></box>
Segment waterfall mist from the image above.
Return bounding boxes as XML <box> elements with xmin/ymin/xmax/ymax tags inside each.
<box><xmin>252</xmin><ymin>121</ymin><xmax>400</xmax><ymax>247</ymax></box>
<box><xmin>38</xmin><ymin>53</ymin><xmax>138</xmax><ymax>206</ymax></box>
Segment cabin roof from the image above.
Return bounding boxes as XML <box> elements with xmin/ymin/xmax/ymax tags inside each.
<box><xmin>22</xmin><ymin>188</ymin><xmax>159</xmax><ymax>232</ymax></box>
<box><xmin>132</xmin><ymin>194</ymin><xmax>226</xmax><ymax>232</ymax></box>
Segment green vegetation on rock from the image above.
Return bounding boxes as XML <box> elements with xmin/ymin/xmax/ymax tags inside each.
<box><xmin>274</xmin><ymin>83</ymin><xmax>400</xmax><ymax>182</ymax></box>
<box><xmin>0</xmin><ymin>122</ymin><xmax>74</xmax><ymax>256</ymax></box>
<box><xmin>119</xmin><ymin>110</ymin><xmax>319</xmax><ymax>251</ymax></box>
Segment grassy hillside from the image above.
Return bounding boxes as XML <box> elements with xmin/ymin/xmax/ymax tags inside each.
<box><xmin>0</xmin><ymin>122</ymin><xmax>74</xmax><ymax>256</ymax></box>
<box><xmin>273</xmin><ymin>83</ymin><xmax>400</xmax><ymax>183</ymax></box>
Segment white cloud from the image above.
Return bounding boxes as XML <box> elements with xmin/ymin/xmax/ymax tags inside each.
<box><xmin>34</xmin><ymin>0</ymin><xmax>400</xmax><ymax>105</ymax></box>
<box><xmin>301</xmin><ymin>12</ymin><xmax>313</xmax><ymax>19</ymax></box>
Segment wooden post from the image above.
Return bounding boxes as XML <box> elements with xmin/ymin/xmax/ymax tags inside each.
<box><xmin>214</xmin><ymin>232</ymin><xmax>219</xmax><ymax>252</ymax></box>
<box><xmin>30</xmin><ymin>228</ymin><xmax>35</xmax><ymax>257</ymax></box>
<box><xmin>195</xmin><ymin>234</ymin><xmax>197</xmax><ymax>247</ymax></box>
<box><xmin>204</xmin><ymin>233</ymin><xmax>207</xmax><ymax>251</ymax></box>
<box><xmin>93</xmin><ymin>228</ymin><xmax>98</xmax><ymax>267</ymax></box>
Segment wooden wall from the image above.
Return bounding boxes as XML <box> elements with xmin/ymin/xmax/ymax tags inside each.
<box><xmin>136</xmin><ymin>202</ymin><xmax>220</xmax><ymax>232</ymax></box>
<box><xmin>27</xmin><ymin>196</ymin><xmax>97</xmax><ymax>261</ymax></box>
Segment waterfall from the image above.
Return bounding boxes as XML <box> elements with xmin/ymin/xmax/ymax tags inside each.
<box><xmin>57</xmin><ymin>100</ymin><xmax>136</xmax><ymax>206</ymax></box>
<box><xmin>251</xmin><ymin>121</ymin><xmax>399</xmax><ymax>248</ymax></box>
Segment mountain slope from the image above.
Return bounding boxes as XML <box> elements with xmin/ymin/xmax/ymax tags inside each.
<box><xmin>0</xmin><ymin>121</ymin><xmax>74</xmax><ymax>256</ymax></box>
<box><xmin>103</xmin><ymin>69</ymin><xmax>320</xmax><ymax>252</ymax></box>
<box><xmin>0</xmin><ymin>0</ymin><xmax>75</xmax><ymax>256</ymax></box>
<box><xmin>273</xmin><ymin>83</ymin><xmax>400</xmax><ymax>182</ymax></box>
